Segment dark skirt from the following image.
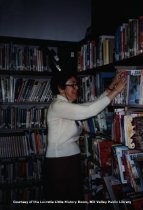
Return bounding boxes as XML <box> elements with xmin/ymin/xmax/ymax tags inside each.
<box><xmin>42</xmin><ymin>154</ymin><xmax>84</xmax><ymax>202</ymax></box>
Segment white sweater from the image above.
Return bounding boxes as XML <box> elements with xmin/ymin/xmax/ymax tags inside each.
<box><xmin>46</xmin><ymin>94</ymin><xmax>110</xmax><ymax>157</ymax></box>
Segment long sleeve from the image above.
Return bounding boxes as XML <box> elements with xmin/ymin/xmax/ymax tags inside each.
<box><xmin>50</xmin><ymin>94</ymin><xmax>110</xmax><ymax>121</ymax></box>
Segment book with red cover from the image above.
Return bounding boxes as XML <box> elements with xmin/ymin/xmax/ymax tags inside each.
<box><xmin>132</xmin><ymin>197</ymin><xmax>143</xmax><ymax>210</ymax></box>
<box><xmin>97</xmin><ymin>140</ymin><xmax>114</xmax><ymax>169</ymax></box>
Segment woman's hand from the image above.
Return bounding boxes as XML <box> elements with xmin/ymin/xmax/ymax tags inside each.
<box><xmin>107</xmin><ymin>73</ymin><xmax>127</xmax><ymax>101</ymax></box>
<box><xmin>114</xmin><ymin>77</ymin><xmax>126</xmax><ymax>93</ymax></box>
<box><xmin>107</xmin><ymin>71</ymin><xmax>126</xmax><ymax>91</ymax></box>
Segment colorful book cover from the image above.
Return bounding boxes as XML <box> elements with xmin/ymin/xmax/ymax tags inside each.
<box><xmin>97</xmin><ymin>140</ymin><xmax>114</xmax><ymax>169</ymax></box>
<box><xmin>112</xmin><ymin>145</ymin><xmax>129</xmax><ymax>183</ymax></box>
<box><xmin>125</xmin><ymin>152</ymin><xmax>143</xmax><ymax>192</ymax></box>
<box><xmin>128</xmin><ymin>70</ymin><xmax>141</xmax><ymax>105</ymax></box>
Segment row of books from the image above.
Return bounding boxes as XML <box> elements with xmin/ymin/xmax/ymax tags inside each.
<box><xmin>79</xmin><ymin>135</ymin><xmax>114</xmax><ymax>172</ymax></box>
<box><xmin>78</xmin><ymin>135</ymin><xmax>110</xmax><ymax>201</ymax></box>
<box><xmin>113</xmin><ymin>69</ymin><xmax>143</xmax><ymax>105</ymax></box>
<box><xmin>0</xmin><ymin>73</ymin><xmax>113</xmax><ymax>105</ymax></box>
<box><xmin>0</xmin><ymin>75</ymin><xmax>97</xmax><ymax>103</ymax></box>
<box><xmin>0</xmin><ymin>76</ymin><xmax>53</xmax><ymax>103</ymax></box>
<box><xmin>112</xmin><ymin>145</ymin><xmax>143</xmax><ymax>192</ymax></box>
<box><xmin>80</xmin><ymin>138</ymin><xmax>143</xmax><ymax>208</ymax></box>
<box><xmin>80</xmin><ymin>135</ymin><xmax>143</xmax><ymax>193</ymax></box>
<box><xmin>115</xmin><ymin>16</ymin><xmax>143</xmax><ymax>61</ymax></box>
<box><xmin>77</xmin><ymin>35</ymin><xmax>115</xmax><ymax>71</ymax></box>
<box><xmin>0</xmin><ymin>106</ymin><xmax>48</xmax><ymax>129</ymax></box>
<box><xmin>0</xmin><ymin>43</ymin><xmax>58</xmax><ymax>71</ymax></box>
<box><xmin>112</xmin><ymin>108</ymin><xmax>143</xmax><ymax>150</ymax></box>
<box><xmin>81</xmin><ymin>110</ymin><xmax>113</xmax><ymax>138</ymax></box>
<box><xmin>78</xmin><ymin>75</ymin><xmax>96</xmax><ymax>102</ymax></box>
<box><xmin>0</xmin><ymin>131</ymin><xmax>47</xmax><ymax>158</ymax></box>
<box><xmin>0</xmin><ymin>159</ymin><xmax>43</xmax><ymax>184</ymax></box>
<box><xmin>77</xmin><ymin>16</ymin><xmax>143</xmax><ymax>71</ymax></box>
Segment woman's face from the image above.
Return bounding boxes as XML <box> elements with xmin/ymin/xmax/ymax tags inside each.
<box><xmin>62</xmin><ymin>76</ymin><xmax>79</xmax><ymax>102</ymax></box>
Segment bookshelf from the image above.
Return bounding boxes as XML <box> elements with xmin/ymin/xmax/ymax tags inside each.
<box><xmin>0</xmin><ymin>36</ymin><xmax>79</xmax><ymax>209</ymax></box>
<box><xmin>77</xmin><ymin>14</ymin><xmax>143</xmax><ymax>210</ymax></box>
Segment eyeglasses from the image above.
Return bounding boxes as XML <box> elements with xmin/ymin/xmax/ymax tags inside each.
<box><xmin>65</xmin><ymin>83</ymin><xmax>78</xmax><ymax>88</ymax></box>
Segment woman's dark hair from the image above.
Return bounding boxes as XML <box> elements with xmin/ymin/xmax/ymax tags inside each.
<box><xmin>50</xmin><ymin>70</ymin><xmax>78</xmax><ymax>95</ymax></box>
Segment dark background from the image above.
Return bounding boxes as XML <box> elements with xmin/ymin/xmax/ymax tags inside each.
<box><xmin>91</xmin><ymin>0</ymin><xmax>143</xmax><ymax>37</ymax></box>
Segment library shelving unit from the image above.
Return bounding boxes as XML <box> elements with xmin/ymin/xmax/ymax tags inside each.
<box><xmin>76</xmin><ymin>15</ymin><xmax>143</xmax><ymax>210</ymax></box>
<box><xmin>0</xmin><ymin>36</ymin><xmax>79</xmax><ymax>210</ymax></box>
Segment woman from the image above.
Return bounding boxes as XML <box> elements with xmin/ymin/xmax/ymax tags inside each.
<box><xmin>43</xmin><ymin>70</ymin><xmax>126</xmax><ymax>205</ymax></box>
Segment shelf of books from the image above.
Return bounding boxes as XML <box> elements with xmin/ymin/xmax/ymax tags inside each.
<box><xmin>80</xmin><ymin>68</ymin><xmax>143</xmax><ymax>210</ymax></box>
<box><xmin>0</xmin><ymin>36</ymin><xmax>78</xmax><ymax>209</ymax></box>
<box><xmin>76</xmin><ymin>14</ymin><xmax>143</xmax><ymax>208</ymax></box>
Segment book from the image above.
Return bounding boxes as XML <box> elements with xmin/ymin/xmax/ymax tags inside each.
<box><xmin>115</xmin><ymin>25</ymin><xmax>121</xmax><ymax>61</ymax></box>
<box><xmin>125</xmin><ymin>152</ymin><xmax>143</xmax><ymax>192</ymax></box>
<box><xmin>124</xmin><ymin>112</ymin><xmax>143</xmax><ymax>149</ymax></box>
<box><xmin>128</xmin><ymin>70</ymin><xmax>142</xmax><ymax>105</ymax></box>
<box><xmin>124</xmin><ymin>115</ymin><xmax>136</xmax><ymax>149</ymax></box>
<box><xmin>132</xmin><ymin>197</ymin><xmax>143</xmax><ymax>210</ymax></box>
<box><xmin>98</xmin><ymin>71</ymin><xmax>115</xmax><ymax>94</ymax></box>
<box><xmin>96</xmin><ymin>35</ymin><xmax>115</xmax><ymax>66</ymax></box>
<box><xmin>102</xmin><ymin>37</ymin><xmax>115</xmax><ymax>65</ymax></box>
<box><xmin>104</xmin><ymin>176</ymin><xmax>121</xmax><ymax>210</ymax></box>
<box><xmin>97</xmin><ymin>140</ymin><xmax>114</xmax><ymax>169</ymax></box>
<box><xmin>134</xmin><ymin>157</ymin><xmax>143</xmax><ymax>189</ymax></box>
<box><xmin>132</xmin><ymin>114</ymin><xmax>143</xmax><ymax>150</ymax></box>
<box><xmin>112</xmin><ymin>70</ymin><xmax>129</xmax><ymax>105</ymax></box>
<box><xmin>113</xmin><ymin>69</ymin><xmax>143</xmax><ymax>105</ymax></box>
<box><xmin>111</xmin><ymin>144</ymin><xmax>129</xmax><ymax>183</ymax></box>
<box><xmin>112</xmin><ymin>108</ymin><xmax>126</xmax><ymax>144</ymax></box>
